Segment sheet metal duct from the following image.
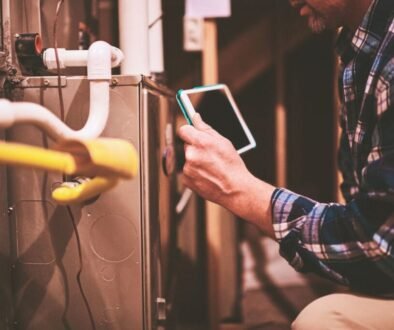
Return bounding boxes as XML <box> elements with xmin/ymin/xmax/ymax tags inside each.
<box><xmin>1</xmin><ymin>75</ymin><xmax>177</xmax><ymax>329</ymax></box>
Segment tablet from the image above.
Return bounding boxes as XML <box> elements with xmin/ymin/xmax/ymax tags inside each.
<box><xmin>176</xmin><ymin>84</ymin><xmax>256</xmax><ymax>154</ymax></box>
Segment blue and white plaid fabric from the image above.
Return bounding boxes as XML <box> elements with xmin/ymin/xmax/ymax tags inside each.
<box><xmin>271</xmin><ymin>0</ymin><xmax>394</xmax><ymax>295</ymax></box>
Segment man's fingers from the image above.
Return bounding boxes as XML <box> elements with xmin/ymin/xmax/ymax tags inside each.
<box><xmin>178</xmin><ymin>113</ymin><xmax>216</xmax><ymax>145</ymax></box>
<box><xmin>192</xmin><ymin>113</ymin><xmax>212</xmax><ymax>131</ymax></box>
<box><xmin>177</xmin><ymin>124</ymin><xmax>201</xmax><ymax>145</ymax></box>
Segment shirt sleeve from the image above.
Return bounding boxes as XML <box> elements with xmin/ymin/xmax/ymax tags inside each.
<box><xmin>270</xmin><ymin>54</ymin><xmax>394</xmax><ymax>294</ymax></box>
<box><xmin>270</xmin><ymin>168</ymin><xmax>394</xmax><ymax>294</ymax></box>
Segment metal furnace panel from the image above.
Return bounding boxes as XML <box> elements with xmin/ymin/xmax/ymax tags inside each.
<box><xmin>0</xmin><ymin>130</ymin><xmax>12</xmax><ymax>330</ymax></box>
<box><xmin>6</xmin><ymin>75</ymin><xmax>144</xmax><ymax>330</ymax></box>
<box><xmin>140</xmin><ymin>81</ymin><xmax>177</xmax><ymax>330</ymax></box>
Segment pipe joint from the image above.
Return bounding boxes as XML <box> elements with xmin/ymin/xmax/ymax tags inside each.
<box><xmin>43</xmin><ymin>42</ymin><xmax>124</xmax><ymax>73</ymax></box>
<box><xmin>88</xmin><ymin>41</ymin><xmax>112</xmax><ymax>80</ymax></box>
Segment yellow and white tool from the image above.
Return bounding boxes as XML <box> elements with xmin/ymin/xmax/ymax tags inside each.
<box><xmin>0</xmin><ymin>138</ymin><xmax>139</xmax><ymax>204</ymax></box>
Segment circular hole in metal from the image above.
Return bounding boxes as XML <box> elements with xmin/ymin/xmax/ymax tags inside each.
<box><xmin>90</xmin><ymin>214</ymin><xmax>137</xmax><ymax>263</ymax></box>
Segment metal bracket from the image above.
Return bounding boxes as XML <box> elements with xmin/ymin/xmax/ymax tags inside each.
<box><xmin>20</xmin><ymin>76</ymin><xmax>67</xmax><ymax>88</ymax></box>
<box><xmin>156</xmin><ymin>297</ymin><xmax>167</xmax><ymax>321</ymax></box>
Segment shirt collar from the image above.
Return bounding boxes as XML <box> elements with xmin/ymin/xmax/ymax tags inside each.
<box><xmin>336</xmin><ymin>0</ymin><xmax>394</xmax><ymax>64</ymax></box>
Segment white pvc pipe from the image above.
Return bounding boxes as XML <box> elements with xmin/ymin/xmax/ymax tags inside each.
<box><xmin>87</xmin><ymin>41</ymin><xmax>112</xmax><ymax>80</ymax></box>
<box><xmin>0</xmin><ymin>41</ymin><xmax>120</xmax><ymax>141</ymax></box>
<box><xmin>43</xmin><ymin>46</ymin><xmax>124</xmax><ymax>69</ymax></box>
<box><xmin>148</xmin><ymin>0</ymin><xmax>164</xmax><ymax>73</ymax></box>
<box><xmin>118</xmin><ymin>0</ymin><xmax>150</xmax><ymax>75</ymax></box>
<box><xmin>0</xmin><ymin>82</ymin><xmax>109</xmax><ymax>140</ymax></box>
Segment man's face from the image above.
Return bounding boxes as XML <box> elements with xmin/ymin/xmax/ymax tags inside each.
<box><xmin>289</xmin><ymin>0</ymin><xmax>348</xmax><ymax>33</ymax></box>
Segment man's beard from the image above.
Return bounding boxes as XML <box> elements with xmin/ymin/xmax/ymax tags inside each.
<box><xmin>289</xmin><ymin>0</ymin><xmax>327</xmax><ymax>33</ymax></box>
<box><xmin>308</xmin><ymin>14</ymin><xmax>327</xmax><ymax>33</ymax></box>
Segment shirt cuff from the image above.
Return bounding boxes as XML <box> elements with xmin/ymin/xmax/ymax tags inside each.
<box><xmin>270</xmin><ymin>187</ymin><xmax>321</xmax><ymax>272</ymax></box>
<box><xmin>270</xmin><ymin>187</ymin><xmax>317</xmax><ymax>242</ymax></box>
<box><xmin>270</xmin><ymin>188</ymin><xmax>351</xmax><ymax>285</ymax></box>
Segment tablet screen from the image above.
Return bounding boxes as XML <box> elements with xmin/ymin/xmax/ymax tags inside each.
<box><xmin>187</xmin><ymin>89</ymin><xmax>251</xmax><ymax>151</ymax></box>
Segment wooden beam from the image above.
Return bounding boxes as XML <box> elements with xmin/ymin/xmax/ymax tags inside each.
<box><xmin>203</xmin><ymin>19</ymin><xmax>220</xmax><ymax>330</ymax></box>
<box><xmin>203</xmin><ymin>20</ymin><xmax>219</xmax><ymax>84</ymax></box>
<box><xmin>332</xmin><ymin>40</ymin><xmax>345</xmax><ymax>203</ymax></box>
<box><xmin>275</xmin><ymin>1</ymin><xmax>287</xmax><ymax>188</ymax></box>
<box><xmin>203</xmin><ymin>19</ymin><xmax>238</xmax><ymax>329</ymax></box>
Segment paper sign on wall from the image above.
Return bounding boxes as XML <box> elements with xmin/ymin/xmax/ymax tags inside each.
<box><xmin>185</xmin><ymin>0</ymin><xmax>231</xmax><ymax>18</ymax></box>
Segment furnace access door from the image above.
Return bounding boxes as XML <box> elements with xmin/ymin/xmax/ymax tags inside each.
<box><xmin>0</xmin><ymin>75</ymin><xmax>177</xmax><ymax>330</ymax></box>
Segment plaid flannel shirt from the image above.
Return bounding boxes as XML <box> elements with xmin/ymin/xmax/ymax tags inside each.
<box><xmin>271</xmin><ymin>0</ymin><xmax>394</xmax><ymax>295</ymax></box>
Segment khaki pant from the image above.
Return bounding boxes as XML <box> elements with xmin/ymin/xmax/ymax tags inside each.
<box><xmin>292</xmin><ymin>293</ymin><xmax>394</xmax><ymax>330</ymax></box>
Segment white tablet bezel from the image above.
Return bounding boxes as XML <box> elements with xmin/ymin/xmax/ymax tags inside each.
<box><xmin>177</xmin><ymin>84</ymin><xmax>256</xmax><ymax>154</ymax></box>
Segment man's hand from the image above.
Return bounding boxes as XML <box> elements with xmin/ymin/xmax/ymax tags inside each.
<box><xmin>178</xmin><ymin>113</ymin><xmax>248</xmax><ymax>205</ymax></box>
<box><xmin>177</xmin><ymin>113</ymin><xmax>275</xmax><ymax>236</ymax></box>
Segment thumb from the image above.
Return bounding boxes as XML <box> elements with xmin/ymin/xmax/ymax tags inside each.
<box><xmin>192</xmin><ymin>113</ymin><xmax>212</xmax><ymax>131</ymax></box>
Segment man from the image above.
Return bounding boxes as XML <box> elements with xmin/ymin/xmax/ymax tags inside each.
<box><xmin>177</xmin><ymin>0</ymin><xmax>394</xmax><ymax>328</ymax></box>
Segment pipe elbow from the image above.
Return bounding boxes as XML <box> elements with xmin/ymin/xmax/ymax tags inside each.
<box><xmin>88</xmin><ymin>41</ymin><xmax>112</xmax><ymax>80</ymax></box>
<box><xmin>111</xmin><ymin>47</ymin><xmax>124</xmax><ymax>68</ymax></box>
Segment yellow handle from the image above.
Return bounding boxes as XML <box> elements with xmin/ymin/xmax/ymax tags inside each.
<box><xmin>0</xmin><ymin>138</ymin><xmax>139</xmax><ymax>205</ymax></box>
<box><xmin>0</xmin><ymin>142</ymin><xmax>77</xmax><ymax>174</ymax></box>
<box><xmin>56</xmin><ymin>138</ymin><xmax>139</xmax><ymax>179</ymax></box>
<box><xmin>83</xmin><ymin>138</ymin><xmax>139</xmax><ymax>178</ymax></box>
<box><xmin>51</xmin><ymin>176</ymin><xmax>118</xmax><ymax>205</ymax></box>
